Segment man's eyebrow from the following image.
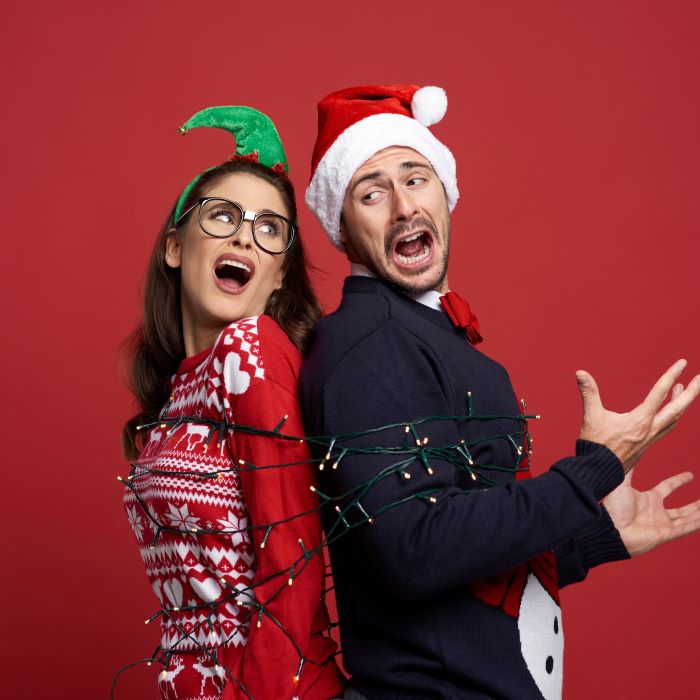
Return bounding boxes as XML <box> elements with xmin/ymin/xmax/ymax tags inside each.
<box><xmin>350</xmin><ymin>170</ymin><xmax>384</xmax><ymax>191</ymax></box>
<box><xmin>400</xmin><ymin>161</ymin><xmax>431</xmax><ymax>170</ymax></box>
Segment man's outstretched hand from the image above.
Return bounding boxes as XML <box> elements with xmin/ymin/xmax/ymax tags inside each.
<box><xmin>603</xmin><ymin>468</ymin><xmax>700</xmax><ymax>556</ymax></box>
<box><xmin>576</xmin><ymin>359</ymin><xmax>700</xmax><ymax>473</ymax></box>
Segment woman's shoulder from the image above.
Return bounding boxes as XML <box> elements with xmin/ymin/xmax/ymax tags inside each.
<box><xmin>213</xmin><ymin>314</ymin><xmax>301</xmax><ymax>395</ymax></box>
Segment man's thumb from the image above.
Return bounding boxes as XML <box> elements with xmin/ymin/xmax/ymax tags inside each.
<box><xmin>576</xmin><ymin>370</ymin><xmax>601</xmax><ymax>416</ymax></box>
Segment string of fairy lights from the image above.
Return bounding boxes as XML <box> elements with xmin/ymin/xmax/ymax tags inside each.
<box><xmin>113</xmin><ymin>392</ymin><xmax>538</xmax><ymax>699</ymax></box>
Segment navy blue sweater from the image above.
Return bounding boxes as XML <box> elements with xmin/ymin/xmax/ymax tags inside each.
<box><xmin>299</xmin><ymin>276</ymin><xmax>629</xmax><ymax>699</ymax></box>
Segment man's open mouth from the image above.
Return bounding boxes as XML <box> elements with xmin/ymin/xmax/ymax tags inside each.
<box><xmin>213</xmin><ymin>255</ymin><xmax>254</xmax><ymax>293</ymax></box>
<box><xmin>392</xmin><ymin>229</ymin><xmax>434</xmax><ymax>268</ymax></box>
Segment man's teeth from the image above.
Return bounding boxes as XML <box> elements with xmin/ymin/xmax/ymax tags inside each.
<box><xmin>397</xmin><ymin>245</ymin><xmax>430</xmax><ymax>265</ymax></box>
<box><xmin>216</xmin><ymin>259</ymin><xmax>251</xmax><ymax>273</ymax></box>
<box><xmin>402</xmin><ymin>233</ymin><xmax>423</xmax><ymax>243</ymax></box>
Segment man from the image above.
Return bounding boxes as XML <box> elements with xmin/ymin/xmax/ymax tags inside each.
<box><xmin>299</xmin><ymin>84</ymin><xmax>700</xmax><ymax>700</ymax></box>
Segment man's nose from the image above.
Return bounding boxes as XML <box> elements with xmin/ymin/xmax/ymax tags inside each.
<box><xmin>391</xmin><ymin>188</ymin><xmax>419</xmax><ymax>223</ymax></box>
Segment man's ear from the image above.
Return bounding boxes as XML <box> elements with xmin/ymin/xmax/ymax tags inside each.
<box><xmin>164</xmin><ymin>229</ymin><xmax>182</xmax><ymax>269</ymax></box>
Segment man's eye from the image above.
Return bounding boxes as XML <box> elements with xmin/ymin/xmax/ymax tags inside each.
<box><xmin>362</xmin><ymin>191</ymin><xmax>381</xmax><ymax>201</ymax></box>
<box><xmin>407</xmin><ymin>177</ymin><xmax>427</xmax><ymax>186</ymax></box>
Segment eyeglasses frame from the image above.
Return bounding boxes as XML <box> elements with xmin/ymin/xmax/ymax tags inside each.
<box><xmin>174</xmin><ymin>196</ymin><xmax>296</xmax><ymax>255</ymax></box>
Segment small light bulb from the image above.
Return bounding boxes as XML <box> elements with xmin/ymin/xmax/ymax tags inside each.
<box><xmin>403</xmin><ymin>472</ymin><xmax>411</xmax><ymax>480</ymax></box>
<box><xmin>429</xmin><ymin>496</ymin><xmax>437</xmax><ymax>503</ymax></box>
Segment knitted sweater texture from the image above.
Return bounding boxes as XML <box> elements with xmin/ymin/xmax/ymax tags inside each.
<box><xmin>299</xmin><ymin>276</ymin><xmax>629</xmax><ymax>700</ymax></box>
<box><xmin>125</xmin><ymin>315</ymin><xmax>344</xmax><ymax>700</ymax></box>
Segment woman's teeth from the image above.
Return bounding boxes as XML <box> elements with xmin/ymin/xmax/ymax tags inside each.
<box><xmin>216</xmin><ymin>260</ymin><xmax>250</xmax><ymax>273</ymax></box>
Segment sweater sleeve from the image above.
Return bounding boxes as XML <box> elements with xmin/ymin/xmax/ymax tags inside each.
<box><xmin>554</xmin><ymin>506</ymin><xmax>630</xmax><ymax>587</ymax></box>
<box><xmin>218</xmin><ymin>327</ymin><xmax>331</xmax><ymax>699</ymax></box>
<box><xmin>313</xmin><ymin>323</ymin><xmax>625</xmax><ymax>601</ymax></box>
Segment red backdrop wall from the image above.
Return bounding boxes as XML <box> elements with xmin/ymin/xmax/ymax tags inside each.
<box><xmin>2</xmin><ymin>1</ymin><xmax>698</xmax><ymax>698</ymax></box>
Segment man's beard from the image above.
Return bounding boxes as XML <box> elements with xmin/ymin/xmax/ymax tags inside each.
<box><xmin>378</xmin><ymin>216</ymin><xmax>450</xmax><ymax>294</ymax></box>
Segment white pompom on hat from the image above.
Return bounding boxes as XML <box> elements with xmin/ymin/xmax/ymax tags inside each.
<box><xmin>305</xmin><ymin>84</ymin><xmax>458</xmax><ymax>249</ymax></box>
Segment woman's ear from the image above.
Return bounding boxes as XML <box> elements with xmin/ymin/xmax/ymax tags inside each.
<box><xmin>164</xmin><ymin>228</ymin><xmax>182</xmax><ymax>269</ymax></box>
<box><xmin>273</xmin><ymin>263</ymin><xmax>285</xmax><ymax>291</ymax></box>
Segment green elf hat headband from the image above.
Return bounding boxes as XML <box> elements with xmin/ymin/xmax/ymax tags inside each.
<box><xmin>173</xmin><ymin>105</ymin><xmax>289</xmax><ymax>223</ymax></box>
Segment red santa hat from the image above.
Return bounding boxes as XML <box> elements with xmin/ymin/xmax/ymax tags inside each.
<box><xmin>305</xmin><ymin>84</ymin><xmax>459</xmax><ymax>249</ymax></box>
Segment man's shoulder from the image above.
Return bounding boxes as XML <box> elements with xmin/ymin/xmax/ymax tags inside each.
<box><xmin>301</xmin><ymin>280</ymin><xmax>421</xmax><ymax>385</ymax></box>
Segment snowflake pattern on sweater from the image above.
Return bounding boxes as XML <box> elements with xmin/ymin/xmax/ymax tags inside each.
<box><xmin>124</xmin><ymin>316</ymin><xmax>343</xmax><ymax>700</ymax></box>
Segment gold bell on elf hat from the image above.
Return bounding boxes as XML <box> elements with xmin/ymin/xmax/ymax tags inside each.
<box><xmin>305</xmin><ymin>84</ymin><xmax>458</xmax><ymax>249</ymax></box>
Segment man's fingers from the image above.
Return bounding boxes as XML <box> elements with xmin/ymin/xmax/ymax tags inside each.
<box><xmin>654</xmin><ymin>471</ymin><xmax>694</xmax><ymax>500</ymax></box>
<box><xmin>576</xmin><ymin>370</ymin><xmax>602</xmax><ymax>421</ymax></box>
<box><xmin>672</xmin><ymin>383</ymin><xmax>684</xmax><ymax>399</ymax></box>
<box><xmin>667</xmin><ymin>514</ymin><xmax>700</xmax><ymax>542</ymax></box>
<box><xmin>668</xmin><ymin>499</ymin><xmax>700</xmax><ymax>521</ymax></box>
<box><xmin>651</xmin><ymin>375</ymin><xmax>700</xmax><ymax>434</ymax></box>
<box><xmin>641</xmin><ymin>359</ymin><xmax>688</xmax><ymax>414</ymax></box>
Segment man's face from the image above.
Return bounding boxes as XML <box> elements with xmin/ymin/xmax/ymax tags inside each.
<box><xmin>340</xmin><ymin>146</ymin><xmax>451</xmax><ymax>294</ymax></box>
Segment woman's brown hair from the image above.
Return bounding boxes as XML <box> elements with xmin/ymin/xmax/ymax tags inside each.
<box><xmin>121</xmin><ymin>159</ymin><xmax>320</xmax><ymax>460</ymax></box>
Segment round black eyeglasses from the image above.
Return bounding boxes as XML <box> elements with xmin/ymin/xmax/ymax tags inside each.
<box><xmin>175</xmin><ymin>197</ymin><xmax>295</xmax><ymax>255</ymax></box>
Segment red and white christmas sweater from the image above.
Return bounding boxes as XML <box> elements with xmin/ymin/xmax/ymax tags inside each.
<box><xmin>124</xmin><ymin>315</ymin><xmax>344</xmax><ymax>700</ymax></box>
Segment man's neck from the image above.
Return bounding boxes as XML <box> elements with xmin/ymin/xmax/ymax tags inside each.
<box><xmin>349</xmin><ymin>262</ymin><xmax>446</xmax><ymax>312</ymax></box>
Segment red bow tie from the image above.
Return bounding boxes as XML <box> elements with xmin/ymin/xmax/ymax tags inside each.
<box><xmin>440</xmin><ymin>291</ymin><xmax>483</xmax><ymax>345</ymax></box>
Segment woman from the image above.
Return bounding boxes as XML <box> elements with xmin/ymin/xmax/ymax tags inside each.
<box><xmin>121</xmin><ymin>106</ymin><xmax>345</xmax><ymax>700</ymax></box>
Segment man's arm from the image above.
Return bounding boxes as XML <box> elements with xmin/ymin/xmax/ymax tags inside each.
<box><xmin>313</xmin><ymin>323</ymin><xmax>698</xmax><ymax>600</ymax></box>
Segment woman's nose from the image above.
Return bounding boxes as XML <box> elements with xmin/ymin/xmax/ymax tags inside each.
<box><xmin>232</xmin><ymin>211</ymin><xmax>255</xmax><ymax>248</ymax></box>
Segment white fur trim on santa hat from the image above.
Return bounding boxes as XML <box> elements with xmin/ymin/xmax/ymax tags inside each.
<box><xmin>305</xmin><ymin>112</ymin><xmax>459</xmax><ymax>249</ymax></box>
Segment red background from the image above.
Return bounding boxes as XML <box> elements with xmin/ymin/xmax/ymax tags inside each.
<box><xmin>2</xmin><ymin>1</ymin><xmax>699</xmax><ymax>698</ymax></box>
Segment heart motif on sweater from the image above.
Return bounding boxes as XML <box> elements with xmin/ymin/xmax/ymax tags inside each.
<box><xmin>224</xmin><ymin>352</ymin><xmax>251</xmax><ymax>395</ymax></box>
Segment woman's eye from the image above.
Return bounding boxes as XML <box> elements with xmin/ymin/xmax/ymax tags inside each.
<box><xmin>210</xmin><ymin>209</ymin><xmax>234</xmax><ymax>223</ymax></box>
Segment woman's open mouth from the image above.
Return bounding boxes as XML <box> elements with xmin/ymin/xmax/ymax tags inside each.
<box><xmin>391</xmin><ymin>229</ymin><xmax>435</xmax><ymax>270</ymax></box>
<box><xmin>213</xmin><ymin>254</ymin><xmax>254</xmax><ymax>294</ymax></box>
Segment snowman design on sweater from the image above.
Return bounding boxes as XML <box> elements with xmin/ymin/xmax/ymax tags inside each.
<box><xmin>470</xmin><ymin>450</ymin><xmax>564</xmax><ymax>699</ymax></box>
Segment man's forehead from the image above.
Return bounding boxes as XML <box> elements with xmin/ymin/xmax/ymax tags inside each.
<box><xmin>352</xmin><ymin>146</ymin><xmax>433</xmax><ymax>181</ymax></box>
